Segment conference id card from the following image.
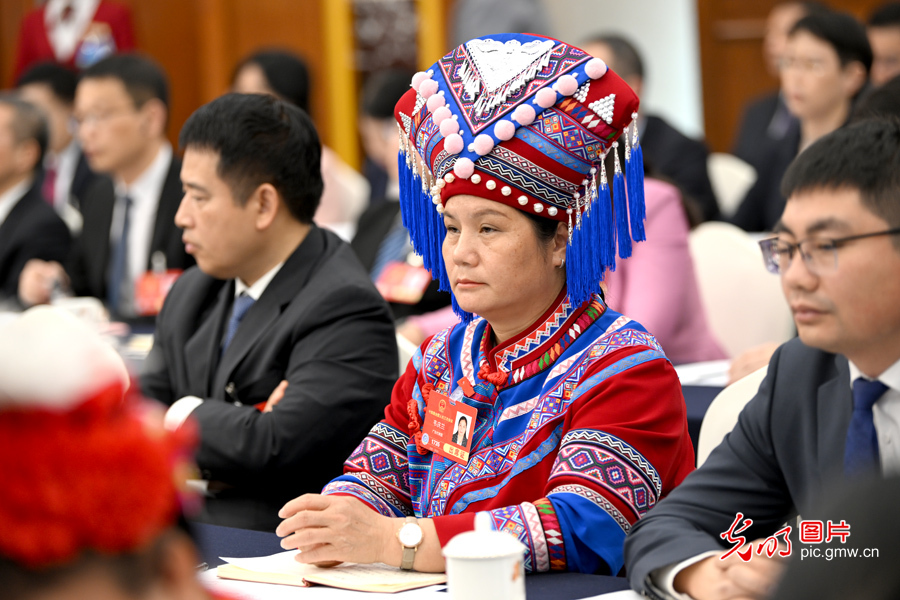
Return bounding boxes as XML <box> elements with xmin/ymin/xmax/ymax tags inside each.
<box><xmin>375</xmin><ymin>261</ymin><xmax>431</xmax><ymax>304</ymax></box>
<box><xmin>421</xmin><ymin>389</ymin><xmax>476</xmax><ymax>465</ymax></box>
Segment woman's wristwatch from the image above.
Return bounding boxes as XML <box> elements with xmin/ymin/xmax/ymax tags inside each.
<box><xmin>398</xmin><ymin>516</ymin><xmax>423</xmax><ymax>570</ymax></box>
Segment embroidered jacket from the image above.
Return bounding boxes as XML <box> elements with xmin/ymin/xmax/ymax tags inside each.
<box><xmin>323</xmin><ymin>291</ymin><xmax>694</xmax><ymax>574</ymax></box>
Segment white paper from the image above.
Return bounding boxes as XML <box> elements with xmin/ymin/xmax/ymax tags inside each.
<box><xmin>675</xmin><ymin>359</ymin><xmax>731</xmax><ymax>387</ymax></box>
<box><xmin>220</xmin><ymin>550</ymin><xmax>311</xmax><ymax>576</ymax></box>
<box><xmin>576</xmin><ymin>590</ymin><xmax>643</xmax><ymax>600</ymax></box>
<box><xmin>201</xmin><ymin>568</ymin><xmax>446</xmax><ymax>599</ymax></box>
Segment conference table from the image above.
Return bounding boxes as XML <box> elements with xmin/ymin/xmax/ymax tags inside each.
<box><xmin>193</xmin><ymin>522</ymin><xmax>635</xmax><ymax>599</ymax></box>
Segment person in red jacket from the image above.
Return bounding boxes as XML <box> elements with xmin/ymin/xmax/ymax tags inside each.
<box><xmin>13</xmin><ymin>0</ymin><xmax>135</xmax><ymax>81</ymax></box>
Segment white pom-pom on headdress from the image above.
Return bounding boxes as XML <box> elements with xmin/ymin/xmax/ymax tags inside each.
<box><xmin>0</xmin><ymin>306</ymin><xmax>129</xmax><ymax>410</ymax></box>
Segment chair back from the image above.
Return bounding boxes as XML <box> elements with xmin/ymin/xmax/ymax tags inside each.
<box><xmin>707</xmin><ymin>152</ymin><xmax>757</xmax><ymax>219</ymax></box>
<box><xmin>396</xmin><ymin>331</ymin><xmax>419</xmax><ymax>375</ymax></box>
<box><xmin>689</xmin><ymin>221</ymin><xmax>793</xmax><ymax>358</ymax></box>
<box><xmin>696</xmin><ymin>366</ymin><xmax>768</xmax><ymax>466</ymax></box>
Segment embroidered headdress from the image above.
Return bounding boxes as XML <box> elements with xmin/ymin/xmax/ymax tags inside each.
<box><xmin>395</xmin><ymin>33</ymin><xmax>646</xmax><ymax>318</ymax></box>
<box><xmin>0</xmin><ymin>307</ymin><xmax>195</xmax><ymax>568</ymax></box>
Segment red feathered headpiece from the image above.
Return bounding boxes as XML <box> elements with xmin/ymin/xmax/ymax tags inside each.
<box><xmin>0</xmin><ymin>307</ymin><xmax>197</xmax><ymax>568</ymax></box>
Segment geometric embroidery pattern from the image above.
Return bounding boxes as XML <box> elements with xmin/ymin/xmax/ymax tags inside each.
<box><xmin>551</xmin><ymin>443</ymin><xmax>655</xmax><ymax>518</ymax></box>
<box><xmin>534</xmin><ymin>498</ymin><xmax>566</xmax><ymax>571</ymax></box>
<box><xmin>548</xmin><ymin>483</ymin><xmax>632</xmax><ymax>533</ymax></box>
<box><xmin>561</xmin><ymin>429</ymin><xmax>661</xmax><ymax>498</ymax></box>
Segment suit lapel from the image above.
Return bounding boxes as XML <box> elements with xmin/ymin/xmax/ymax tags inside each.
<box><xmin>817</xmin><ymin>354</ymin><xmax>852</xmax><ymax>479</ymax></box>
<box><xmin>211</xmin><ymin>228</ymin><xmax>328</xmax><ymax>394</ymax></box>
<box><xmin>185</xmin><ymin>280</ymin><xmax>233</xmax><ymax>397</ymax></box>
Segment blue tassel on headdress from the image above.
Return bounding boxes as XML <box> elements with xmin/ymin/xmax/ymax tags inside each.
<box><xmin>612</xmin><ymin>145</ymin><xmax>632</xmax><ymax>260</ymax></box>
<box><xmin>597</xmin><ymin>162</ymin><xmax>616</xmax><ymax>270</ymax></box>
<box><xmin>397</xmin><ymin>150</ymin><xmax>452</xmax><ymax>292</ymax></box>
<box><xmin>626</xmin><ymin>126</ymin><xmax>647</xmax><ymax>243</ymax></box>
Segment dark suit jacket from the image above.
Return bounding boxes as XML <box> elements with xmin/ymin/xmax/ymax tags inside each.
<box><xmin>36</xmin><ymin>151</ymin><xmax>100</xmax><ymax>213</ymax></box>
<box><xmin>730</xmin><ymin>123</ymin><xmax>800</xmax><ymax>233</ymax></box>
<box><xmin>625</xmin><ymin>338</ymin><xmax>854</xmax><ymax>596</ymax></box>
<box><xmin>141</xmin><ymin>226</ymin><xmax>398</xmax><ymax>511</ymax></box>
<box><xmin>732</xmin><ymin>92</ymin><xmax>798</xmax><ymax>177</ymax></box>
<box><xmin>351</xmin><ymin>199</ymin><xmax>450</xmax><ymax>321</ymax></box>
<box><xmin>67</xmin><ymin>156</ymin><xmax>193</xmax><ymax>308</ymax></box>
<box><xmin>0</xmin><ymin>182</ymin><xmax>70</xmax><ymax>302</ymax></box>
<box><xmin>642</xmin><ymin>115</ymin><xmax>720</xmax><ymax>223</ymax></box>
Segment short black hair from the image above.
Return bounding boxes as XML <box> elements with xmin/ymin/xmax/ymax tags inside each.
<box><xmin>853</xmin><ymin>74</ymin><xmax>900</xmax><ymax>121</ymax></box>
<box><xmin>781</xmin><ymin>118</ymin><xmax>900</xmax><ymax>239</ymax></box>
<box><xmin>0</xmin><ymin>94</ymin><xmax>48</xmax><ymax>166</ymax></box>
<box><xmin>868</xmin><ymin>2</ymin><xmax>900</xmax><ymax>27</ymax></box>
<box><xmin>80</xmin><ymin>53</ymin><xmax>169</xmax><ymax>109</ymax></box>
<box><xmin>16</xmin><ymin>62</ymin><xmax>78</xmax><ymax>104</ymax></box>
<box><xmin>361</xmin><ymin>69</ymin><xmax>414</xmax><ymax>120</ymax></box>
<box><xmin>790</xmin><ymin>11</ymin><xmax>873</xmax><ymax>73</ymax></box>
<box><xmin>579</xmin><ymin>34</ymin><xmax>644</xmax><ymax>80</ymax></box>
<box><xmin>232</xmin><ymin>50</ymin><xmax>310</xmax><ymax>114</ymax></box>
<box><xmin>179</xmin><ymin>93</ymin><xmax>323</xmax><ymax>224</ymax></box>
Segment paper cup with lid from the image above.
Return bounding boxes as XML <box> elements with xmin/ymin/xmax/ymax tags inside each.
<box><xmin>442</xmin><ymin>512</ymin><xmax>526</xmax><ymax>600</ymax></box>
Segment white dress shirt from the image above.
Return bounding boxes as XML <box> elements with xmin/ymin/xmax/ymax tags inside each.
<box><xmin>45</xmin><ymin>138</ymin><xmax>81</xmax><ymax>210</ymax></box>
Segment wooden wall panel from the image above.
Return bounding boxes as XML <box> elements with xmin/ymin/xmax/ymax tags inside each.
<box><xmin>699</xmin><ymin>0</ymin><xmax>887</xmax><ymax>153</ymax></box>
<box><xmin>1</xmin><ymin>0</ymin><xmax>447</xmax><ymax>165</ymax></box>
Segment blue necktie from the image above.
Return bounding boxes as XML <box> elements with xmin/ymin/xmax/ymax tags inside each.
<box><xmin>844</xmin><ymin>377</ymin><xmax>889</xmax><ymax>476</ymax></box>
<box><xmin>221</xmin><ymin>293</ymin><xmax>255</xmax><ymax>354</ymax></box>
<box><xmin>107</xmin><ymin>196</ymin><xmax>132</xmax><ymax>314</ymax></box>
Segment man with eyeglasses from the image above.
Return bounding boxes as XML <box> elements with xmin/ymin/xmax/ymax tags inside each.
<box><xmin>18</xmin><ymin>54</ymin><xmax>192</xmax><ymax>320</ymax></box>
<box><xmin>625</xmin><ymin>118</ymin><xmax>900</xmax><ymax>600</ymax></box>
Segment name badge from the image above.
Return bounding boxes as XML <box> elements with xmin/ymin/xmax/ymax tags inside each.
<box><xmin>375</xmin><ymin>261</ymin><xmax>431</xmax><ymax>305</ymax></box>
<box><xmin>421</xmin><ymin>389</ymin><xmax>477</xmax><ymax>465</ymax></box>
<box><xmin>134</xmin><ymin>269</ymin><xmax>182</xmax><ymax>316</ymax></box>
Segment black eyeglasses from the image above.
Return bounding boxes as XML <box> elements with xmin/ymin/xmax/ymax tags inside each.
<box><xmin>759</xmin><ymin>228</ymin><xmax>900</xmax><ymax>275</ymax></box>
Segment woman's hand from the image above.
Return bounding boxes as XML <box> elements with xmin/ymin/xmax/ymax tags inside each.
<box><xmin>276</xmin><ymin>494</ymin><xmax>396</xmax><ymax>566</ymax></box>
<box><xmin>276</xmin><ymin>494</ymin><xmax>444</xmax><ymax>572</ymax></box>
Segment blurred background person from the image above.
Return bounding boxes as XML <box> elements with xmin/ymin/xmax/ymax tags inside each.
<box><xmin>868</xmin><ymin>2</ymin><xmax>900</xmax><ymax>87</ymax></box>
<box><xmin>0</xmin><ymin>306</ymin><xmax>214</xmax><ymax>600</ymax></box>
<box><xmin>602</xmin><ymin>164</ymin><xmax>726</xmax><ymax>364</ymax></box>
<box><xmin>352</xmin><ymin>69</ymin><xmax>451</xmax><ymax>321</ymax></box>
<box><xmin>18</xmin><ymin>54</ymin><xmax>193</xmax><ymax>320</ymax></box>
<box><xmin>581</xmin><ymin>33</ymin><xmax>720</xmax><ymax>224</ymax></box>
<box><xmin>16</xmin><ymin>62</ymin><xmax>99</xmax><ymax>233</ymax></box>
<box><xmin>732</xmin><ymin>2</ymin><xmax>829</xmax><ymax>179</ymax></box>
<box><xmin>13</xmin><ymin>0</ymin><xmax>135</xmax><ymax>80</ymax></box>
<box><xmin>0</xmin><ymin>96</ymin><xmax>70</xmax><ymax>309</ymax></box>
<box><xmin>732</xmin><ymin>10</ymin><xmax>871</xmax><ymax>233</ymax></box>
<box><xmin>232</xmin><ymin>49</ymin><xmax>369</xmax><ymax>240</ymax></box>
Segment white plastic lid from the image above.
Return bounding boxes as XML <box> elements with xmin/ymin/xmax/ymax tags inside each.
<box><xmin>442</xmin><ymin>512</ymin><xmax>527</xmax><ymax>560</ymax></box>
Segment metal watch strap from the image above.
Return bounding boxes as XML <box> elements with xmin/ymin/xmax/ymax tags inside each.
<box><xmin>400</xmin><ymin>516</ymin><xmax>418</xmax><ymax>570</ymax></box>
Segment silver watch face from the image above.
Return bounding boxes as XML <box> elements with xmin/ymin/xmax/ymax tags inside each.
<box><xmin>399</xmin><ymin>522</ymin><xmax>423</xmax><ymax>547</ymax></box>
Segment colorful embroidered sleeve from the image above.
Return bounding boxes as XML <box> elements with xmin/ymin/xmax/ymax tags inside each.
<box><xmin>321</xmin><ymin>343</ymin><xmax>426</xmax><ymax>516</ymax></box>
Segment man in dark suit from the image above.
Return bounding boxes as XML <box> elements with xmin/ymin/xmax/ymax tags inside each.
<box><xmin>18</xmin><ymin>54</ymin><xmax>192</xmax><ymax>319</ymax></box>
<box><xmin>140</xmin><ymin>93</ymin><xmax>398</xmax><ymax>530</ymax></box>
<box><xmin>625</xmin><ymin>119</ymin><xmax>900</xmax><ymax>599</ymax></box>
<box><xmin>0</xmin><ymin>96</ymin><xmax>70</xmax><ymax>305</ymax></box>
<box><xmin>581</xmin><ymin>34</ymin><xmax>720</xmax><ymax>223</ymax></box>
<box><xmin>17</xmin><ymin>62</ymin><xmax>99</xmax><ymax>232</ymax></box>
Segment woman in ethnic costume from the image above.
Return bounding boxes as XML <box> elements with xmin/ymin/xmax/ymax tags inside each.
<box><xmin>277</xmin><ymin>33</ymin><xmax>695</xmax><ymax>575</ymax></box>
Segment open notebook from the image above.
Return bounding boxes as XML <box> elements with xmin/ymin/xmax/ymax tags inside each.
<box><xmin>216</xmin><ymin>551</ymin><xmax>447</xmax><ymax>594</ymax></box>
